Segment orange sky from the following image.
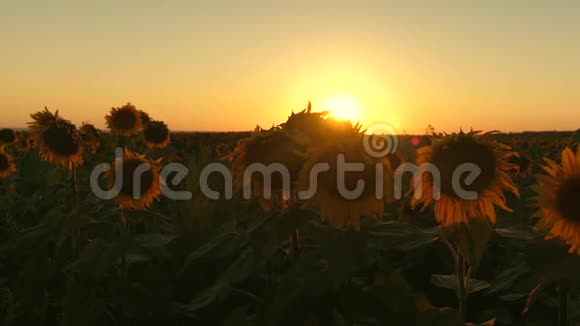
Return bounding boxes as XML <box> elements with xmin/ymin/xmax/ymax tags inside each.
<box><xmin>1</xmin><ymin>1</ymin><xmax>579</xmax><ymax>133</ymax></box>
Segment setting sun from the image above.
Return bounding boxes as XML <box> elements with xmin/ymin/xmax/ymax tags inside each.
<box><xmin>322</xmin><ymin>96</ymin><xmax>362</xmax><ymax>122</ymax></box>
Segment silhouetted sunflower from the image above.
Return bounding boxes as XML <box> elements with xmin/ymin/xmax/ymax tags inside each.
<box><xmin>79</xmin><ymin>123</ymin><xmax>102</xmax><ymax>154</ymax></box>
<box><xmin>0</xmin><ymin>147</ymin><xmax>16</xmax><ymax>178</ymax></box>
<box><xmin>571</xmin><ymin>129</ymin><xmax>580</xmax><ymax>150</ymax></box>
<box><xmin>27</xmin><ymin>137</ymin><xmax>36</xmax><ymax>149</ymax></box>
<box><xmin>29</xmin><ymin>107</ymin><xmax>59</xmax><ymax>132</ymax></box>
<box><xmin>15</xmin><ymin>135</ymin><xmax>33</xmax><ymax>152</ymax></box>
<box><xmin>0</xmin><ymin>129</ymin><xmax>17</xmax><ymax>146</ymax></box>
<box><xmin>29</xmin><ymin>108</ymin><xmax>83</xmax><ymax>169</ymax></box>
<box><xmin>140</xmin><ymin>110</ymin><xmax>152</xmax><ymax>126</ymax></box>
<box><xmin>281</xmin><ymin>102</ymin><xmax>358</xmax><ymax>146</ymax></box>
<box><xmin>143</xmin><ymin>120</ymin><xmax>170</xmax><ymax>149</ymax></box>
<box><xmin>107</xmin><ymin>149</ymin><xmax>162</xmax><ymax>210</ymax></box>
<box><xmin>412</xmin><ymin>130</ymin><xmax>519</xmax><ymax>226</ymax></box>
<box><xmin>215</xmin><ymin>143</ymin><xmax>233</xmax><ymax>160</ymax></box>
<box><xmin>533</xmin><ymin>147</ymin><xmax>580</xmax><ymax>254</ymax></box>
<box><xmin>297</xmin><ymin>135</ymin><xmax>394</xmax><ymax>231</ymax></box>
<box><xmin>512</xmin><ymin>154</ymin><xmax>532</xmax><ymax>177</ymax></box>
<box><xmin>105</xmin><ymin>103</ymin><xmax>143</xmax><ymax>136</ymax></box>
<box><xmin>229</xmin><ymin>129</ymin><xmax>305</xmax><ymax>211</ymax></box>
<box><xmin>385</xmin><ymin>152</ymin><xmax>403</xmax><ymax>171</ymax></box>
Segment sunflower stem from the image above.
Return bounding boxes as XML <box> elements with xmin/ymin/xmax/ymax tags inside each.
<box><xmin>71</xmin><ymin>166</ymin><xmax>80</xmax><ymax>251</ymax></box>
<box><xmin>558</xmin><ymin>284</ymin><xmax>568</xmax><ymax>326</ymax></box>
<box><xmin>120</xmin><ymin>209</ymin><xmax>129</xmax><ymax>280</ymax></box>
<box><xmin>291</xmin><ymin>228</ymin><xmax>301</xmax><ymax>258</ymax></box>
<box><xmin>442</xmin><ymin>238</ymin><xmax>468</xmax><ymax>323</ymax></box>
<box><xmin>456</xmin><ymin>253</ymin><xmax>469</xmax><ymax>323</ymax></box>
<box><xmin>118</xmin><ymin>135</ymin><xmax>126</xmax><ymax>150</ymax></box>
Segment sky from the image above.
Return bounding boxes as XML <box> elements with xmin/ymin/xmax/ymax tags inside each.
<box><xmin>1</xmin><ymin>1</ymin><xmax>579</xmax><ymax>134</ymax></box>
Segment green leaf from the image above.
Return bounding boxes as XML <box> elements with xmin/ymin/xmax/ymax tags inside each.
<box><xmin>440</xmin><ymin>218</ymin><xmax>493</xmax><ymax>269</ymax></box>
<box><xmin>184</xmin><ymin>248</ymin><xmax>260</xmax><ymax>311</ymax></box>
<box><xmin>368</xmin><ymin>221</ymin><xmax>439</xmax><ymax>251</ymax></box>
<box><xmin>499</xmin><ymin>293</ymin><xmax>528</xmax><ymax>301</ymax></box>
<box><xmin>178</xmin><ymin>226</ymin><xmax>239</xmax><ymax>276</ymax></box>
<box><xmin>219</xmin><ymin>304</ymin><xmax>250</xmax><ymax>326</ymax></box>
<box><xmin>417</xmin><ymin>307</ymin><xmax>463</xmax><ymax>326</ymax></box>
<box><xmin>483</xmin><ymin>260</ymin><xmax>529</xmax><ymax>295</ymax></box>
<box><xmin>431</xmin><ymin>274</ymin><xmax>491</xmax><ymax>294</ymax></box>
<box><xmin>133</xmin><ymin>234</ymin><xmax>176</xmax><ymax>249</ymax></box>
<box><xmin>62</xmin><ymin>279</ymin><xmax>108</xmax><ymax>326</ymax></box>
<box><xmin>523</xmin><ymin>280</ymin><xmax>549</xmax><ymax>315</ymax></box>
<box><xmin>319</xmin><ymin>229</ymin><xmax>367</xmax><ymax>286</ymax></box>
<box><xmin>465</xmin><ymin>318</ymin><xmax>496</xmax><ymax>325</ymax></box>
<box><xmin>495</xmin><ymin>226</ymin><xmax>539</xmax><ymax>241</ymax></box>
<box><xmin>526</xmin><ymin>238</ymin><xmax>580</xmax><ymax>288</ymax></box>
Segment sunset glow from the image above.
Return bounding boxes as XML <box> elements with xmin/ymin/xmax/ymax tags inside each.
<box><xmin>0</xmin><ymin>2</ymin><xmax>579</xmax><ymax>133</ymax></box>
<box><xmin>323</xmin><ymin>96</ymin><xmax>362</xmax><ymax>122</ymax></box>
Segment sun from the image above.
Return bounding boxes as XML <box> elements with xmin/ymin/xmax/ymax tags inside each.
<box><xmin>322</xmin><ymin>96</ymin><xmax>361</xmax><ymax>122</ymax></box>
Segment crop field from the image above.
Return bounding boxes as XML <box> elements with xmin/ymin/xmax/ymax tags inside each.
<box><xmin>0</xmin><ymin>106</ymin><xmax>579</xmax><ymax>326</ymax></box>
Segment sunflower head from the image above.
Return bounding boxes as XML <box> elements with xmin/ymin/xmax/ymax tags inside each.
<box><xmin>29</xmin><ymin>108</ymin><xmax>83</xmax><ymax>169</ymax></box>
<box><xmin>29</xmin><ymin>107</ymin><xmax>59</xmax><ymax>132</ymax></box>
<box><xmin>385</xmin><ymin>153</ymin><xmax>403</xmax><ymax>171</ymax></box>
<box><xmin>105</xmin><ymin>103</ymin><xmax>143</xmax><ymax>136</ymax></box>
<box><xmin>0</xmin><ymin>147</ymin><xmax>16</xmax><ymax>178</ymax></box>
<box><xmin>229</xmin><ymin>129</ymin><xmax>306</xmax><ymax>211</ymax></box>
<box><xmin>79</xmin><ymin>123</ymin><xmax>102</xmax><ymax>154</ymax></box>
<box><xmin>412</xmin><ymin>130</ymin><xmax>519</xmax><ymax>226</ymax></box>
<box><xmin>215</xmin><ymin>142</ymin><xmax>233</xmax><ymax>160</ymax></box>
<box><xmin>281</xmin><ymin>102</ymin><xmax>329</xmax><ymax>140</ymax></box>
<box><xmin>281</xmin><ymin>102</ymin><xmax>358</xmax><ymax>147</ymax></box>
<box><xmin>0</xmin><ymin>129</ymin><xmax>17</xmax><ymax>146</ymax></box>
<box><xmin>511</xmin><ymin>154</ymin><xmax>532</xmax><ymax>177</ymax></box>
<box><xmin>533</xmin><ymin>147</ymin><xmax>580</xmax><ymax>254</ymax></box>
<box><xmin>15</xmin><ymin>134</ymin><xmax>33</xmax><ymax>152</ymax></box>
<box><xmin>143</xmin><ymin>120</ymin><xmax>171</xmax><ymax>149</ymax></box>
<box><xmin>297</xmin><ymin>134</ymin><xmax>394</xmax><ymax>230</ymax></box>
<box><xmin>107</xmin><ymin>149</ymin><xmax>162</xmax><ymax>210</ymax></box>
<box><xmin>571</xmin><ymin>129</ymin><xmax>580</xmax><ymax>150</ymax></box>
<box><xmin>140</xmin><ymin>111</ymin><xmax>152</xmax><ymax>126</ymax></box>
<box><xmin>27</xmin><ymin>137</ymin><xmax>36</xmax><ymax>149</ymax></box>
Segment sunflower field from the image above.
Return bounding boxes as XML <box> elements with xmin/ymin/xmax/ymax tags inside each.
<box><xmin>1</xmin><ymin>103</ymin><xmax>580</xmax><ymax>326</ymax></box>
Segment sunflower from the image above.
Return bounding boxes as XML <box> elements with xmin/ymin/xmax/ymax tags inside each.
<box><xmin>512</xmin><ymin>154</ymin><xmax>532</xmax><ymax>177</ymax></box>
<box><xmin>215</xmin><ymin>142</ymin><xmax>233</xmax><ymax>160</ymax></box>
<box><xmin>15</xmin><ymin>135</ymin><xmax>32</xmax><ymax>152</ymax></box>
<box><xmin>140</xmin><ymin>110</ymin><xmax>152</xmax><ymax>126</ymax></box>
<box><xmin>107</xmin><ymin>149</ymin><xmax>162</xmax><ymax>210</ymax></box>
<box><xmin>29</xmin><ymin>108</ymin><xmax>83</xmax><ymax>169</ymax></box>
<box><xmin>105</xmin><ymin>103</ymin><xmax>143</xmax><ymax>136</ymax></box>
<box><xmin>79</xmin><ymin>123</ymin><xmax>102</xmax><ymax>154</ymax></box>
<box><xmin>385</xmin><ymin>152</ymin><xmax>403</xmax><ymax>171</ymax></box>
<box><xmin>13</xmin><ymin>132</ymin><xmax>36</xmax><ymax>152</ymax></box>
<box><xmin>229</xmin><ymin>128</ymin><xmax>305</xmax><ymax>211</ymax></box>
<box><xmin>143</xmin><ymin>120</ymin><xmax>171</xmax><ymax>149</ymax></box>
<box><xmin>532</xmin><ymin>147</ymin><xmax>580</xmax><ymax>254</ymax></box>
<box><xmin>0</xmin><ymin>129</ymin><xmax>17</xmax><ymax>146</ymax></box>
<box><xmin>297</xmin><ymin>135</ymin><xmax>394</xmax><ymax>231</ymax></box>
<box><xmin>29</xmin><ymin>107</ymin><xmax>59</xmax><ymax>132</ymax></box>
<box><xmin>0</xmin><ymin>147</ymin><xmax>16</xmax><ymax>178</ymax></box>
<box><xmin>27</xmin><ymin>137</ymin><xmax>36</xmax><ymax>149</ymax></box>
<box><xmin>281</xmin><ymin>102</ymin><xmax>358</xmax><ymax>147</ymax></box>
<box><xmin>571</xmin><ymin>129</ymin><xmax>580</xmax><ymax>151</ymax></box>
<box><xmin>411</xmin><ymin>130</ymin><xmax>519</xmax><ymax>226</ymax></box>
